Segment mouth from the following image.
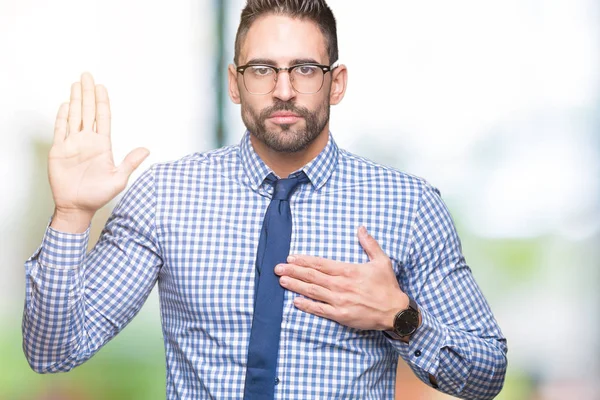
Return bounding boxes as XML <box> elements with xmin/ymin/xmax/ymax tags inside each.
<box><xmin>267</xmin><ymin>112</ymin><xmax>302</xmax><ymax>125</ymax></box>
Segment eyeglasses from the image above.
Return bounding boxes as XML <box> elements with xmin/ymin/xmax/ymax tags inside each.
<box><xmin>236</xmin><ymin>63</ymin><xmax>334</xmax><ymax>95</ymax></box>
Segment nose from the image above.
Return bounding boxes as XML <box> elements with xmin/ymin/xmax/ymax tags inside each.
<box><xmin>272</xmin><ymin>71</ymin><xmax>296</xmax><ymax>102</ymax></box>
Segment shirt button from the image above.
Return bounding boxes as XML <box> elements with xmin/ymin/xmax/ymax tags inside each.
<box><xmin>414</xmin><ymin>350</ymin><xmax>422</xmax><ymax>357</ymax></box>
<box><xmin>274</xmin><ymin>377</ymin><xmax>280</xmax><ymax>385</ymax></box>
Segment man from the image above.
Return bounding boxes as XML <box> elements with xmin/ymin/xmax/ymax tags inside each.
<box><xmin>23</xmin><ymin>0</ymin><xmax>507</xmax><ymax>399</ymax></box>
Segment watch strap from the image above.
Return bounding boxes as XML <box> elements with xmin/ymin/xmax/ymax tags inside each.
<box><xmin>383</xmin><ymin>330</ymin><xmax>403</xmax><ymax>340</ymax></box>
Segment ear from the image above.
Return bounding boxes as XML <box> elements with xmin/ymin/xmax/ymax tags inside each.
<box><xmin>329</xmin><ymin>64</ymin><xmax>348</xmax><ymax>106</ymax></box>
<box><xmin>228</xmin><ymin>64</ymin><xmax>241</xmax><ymax>104</ymax></box>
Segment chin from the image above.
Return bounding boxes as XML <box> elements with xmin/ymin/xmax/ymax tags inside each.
<box><xmin>269</xmin><ymin>131</ymin><xmax>320</xmax><ymax>153</ymax></box>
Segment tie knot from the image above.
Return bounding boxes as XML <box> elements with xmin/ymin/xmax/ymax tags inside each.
<box><xmin>270</xmin><ymin>172</ymin><xmax>309</xmax><ymax>200</ymax></box>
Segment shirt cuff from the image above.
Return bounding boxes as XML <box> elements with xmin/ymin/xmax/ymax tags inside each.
<box><xmin>384</xmin><ymin>304</ymin><xmax>448</xmax><ymax>386</ymax></box>
<box><xmin>37</xmin><ymin>216</ymin><xmax>91</xmax><ymax>270</ymax></box>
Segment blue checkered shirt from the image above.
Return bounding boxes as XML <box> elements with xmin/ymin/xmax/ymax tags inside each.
<box><xmin>23</xmin><ymin>131</ymin><xmax>507</xmax><ymax>399</ymax></box>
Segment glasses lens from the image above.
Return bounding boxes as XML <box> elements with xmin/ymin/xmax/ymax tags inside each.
<box><xmin>243</xmin><ymin>66</ymin><xmax>276</xmax><ymax>94</ymax></box>
<box><xmin>291</xmin><ymin>65</ymin><xmax>325</xmax><ymax>94</ymax></box>
<box><xmin>242</xmin><ymin>65</ymin><xmax>326</xmax><ymax>94</ymax></box>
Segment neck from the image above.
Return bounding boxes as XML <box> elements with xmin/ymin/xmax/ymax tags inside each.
<box><xmin>250</xmin><ymin>128</ymin><xmax>329</xmax><ymax>178</ymax></box>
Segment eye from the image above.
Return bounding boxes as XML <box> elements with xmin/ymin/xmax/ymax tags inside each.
<box><xmin>249</xmin><ymin>66</ymin><xmax>274</xmax><ymax>77</ymax></box>
<box><xmin>295</xmin><ymin>65</ymin><xmax>318</xmax><ymax>76</ymax></box>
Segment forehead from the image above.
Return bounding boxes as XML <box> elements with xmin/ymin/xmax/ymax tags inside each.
<box><xmin>239</xmin><ymin>14</ymin><xmax>328</xmax><ymax>65</ymax></box>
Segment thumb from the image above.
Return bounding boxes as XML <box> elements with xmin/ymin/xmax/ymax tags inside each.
<box><xmin>357</xmin><ymin>226</ymin><xmax>386</xmax><ymax>261</ymax></box>
<box><xmin>117</xmin><ymin>147</ymin><xmax>150</xmax><ymax>179</ymax></box>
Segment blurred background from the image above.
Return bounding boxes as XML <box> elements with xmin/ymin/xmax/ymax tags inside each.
<box><xmin>1</xmin><ymin>0</ymin><xmax>598</xmax><ymax>399</ymax></box>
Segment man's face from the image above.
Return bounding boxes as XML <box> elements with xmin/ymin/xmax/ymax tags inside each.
<box><xmin>233</xmin><ymin>15</ymin><xmax>332</xmax><ymax>153</ymax></box>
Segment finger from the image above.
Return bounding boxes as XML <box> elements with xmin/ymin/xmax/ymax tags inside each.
<box><xmin>275</xmin><ymin>263</ymin><xmax>332</xmax><ymax>288</ymax></box>
<box><xmin>53</xmin><ymin>103</ymin><xmax>69</xmax><ymax>144</ymax></box>
<box><xmin>286</xmin><ymin>254</ymin><xmax>342</xmax><ymax>275</ymax></box>
<box><xmin>68</xmin><ymin>82</ymin><xmax>82</xmax><ymax>134</ymax></box>
<box><xmin>280</xmin><ymin>276</ymin><xmax>333</xmax><ymax>303</ymax></box>
<box><xmin>81</xmin><ymin>72</ymin><xmax>96</xmax><ymax>131</ymax></box>
<box><xmin>95</xmin><ymin>84</ymin><xmax>111</xmax><ymax>136</ymax></box>
<box><xmin>357</xmin><ymin>226</ymin><xmax>386</xmax><ymax>261</ymax></box>
<box><xmin>116</xmin><ymin>147</ymin><xmax>150</xmax><ymax>179</ymax></box>
<box><xmin>293</xmin><ymin>297</ymin><xmax>337</xmax><ymax>321</ymax></box>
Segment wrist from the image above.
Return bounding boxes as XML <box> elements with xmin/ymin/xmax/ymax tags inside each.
<box><xmin>51</xmin><ymin>208</ymin><xmax>94</xmax><ymax>233</ymax></box>
<box><xmin>382</xmin><ymin>291</ymin><xmax>409</xmax><ymax>331</ymax></box>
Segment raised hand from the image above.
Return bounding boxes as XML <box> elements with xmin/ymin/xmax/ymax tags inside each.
<box><xmin>48</xmin><ymin>72</ymin><xmax>150</xmax><ymax>230</ymax></box>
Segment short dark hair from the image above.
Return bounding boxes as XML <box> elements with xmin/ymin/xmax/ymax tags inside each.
<box><xmin>234</xmin><ymin>0</ymin><xmax>338</xmax><ymax>66</ymax></box>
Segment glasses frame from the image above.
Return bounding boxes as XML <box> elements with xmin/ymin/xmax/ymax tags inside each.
<box><xmin>236</xmin><ymin>63</ymin><xmax>335</xmax><ymax>95</ymax></box>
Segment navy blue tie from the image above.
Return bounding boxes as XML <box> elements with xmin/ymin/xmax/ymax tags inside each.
<box><xmin>243</xmin><ymin>172</ymin><xmax>309</xmax><ymax>400</ymax></box>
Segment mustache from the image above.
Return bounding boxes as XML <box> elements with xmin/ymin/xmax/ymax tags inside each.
<box><xmin>259</xmin><ymin>100</ymin><xmax>311</xmax><ymax>120</ymax></box>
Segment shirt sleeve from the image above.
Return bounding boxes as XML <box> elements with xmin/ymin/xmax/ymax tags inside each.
<box><xmin>385</xmin><ymin>185</ymin><xmax>508</xmax><ymax>400</ymax></box>
<box><xmin>22</xmin><ymin>167</ymin><xmax>163</xmax><ymax>373</ymax></box>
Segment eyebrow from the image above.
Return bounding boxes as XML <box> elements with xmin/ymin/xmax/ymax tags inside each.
<box><xmin>244</xmin><ymin>57</ymin><xmax>322</xmax><ymax>66</ymax></box>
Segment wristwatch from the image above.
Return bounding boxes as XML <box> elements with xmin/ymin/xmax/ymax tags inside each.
<box><xmin>385</xmin><ymin>296</ymin><xmax>420</xmax><ymax>340</ymax></box>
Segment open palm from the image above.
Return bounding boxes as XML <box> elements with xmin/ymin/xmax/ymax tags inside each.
<box><xmin>49</xmin><ymin>72</ymin><xmax>149</xmax><ymax>215</ymax></box>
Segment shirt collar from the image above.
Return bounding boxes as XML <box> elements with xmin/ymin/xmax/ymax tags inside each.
<box><xmin>238</xmin><ymin>130</ymin><xmax>339</xmax><ymax>192</ymax></box>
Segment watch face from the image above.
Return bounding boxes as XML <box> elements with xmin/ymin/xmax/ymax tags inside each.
<box><xmin>394</xmin><ymin>310</ymin><xmax>419</xmax><ymax>336</ymax></box>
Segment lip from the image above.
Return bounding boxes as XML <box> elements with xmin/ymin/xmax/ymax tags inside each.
<box><xmin>268</xmin><ymin>112</ymin><xmax>302</xmax><ymax>124</ymax></box>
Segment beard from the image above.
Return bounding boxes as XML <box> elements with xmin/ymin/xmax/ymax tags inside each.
<box><xmin>241</xmin><ymin>98</ymin><xmax>330</xmax><ymax>153</ymax></box>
